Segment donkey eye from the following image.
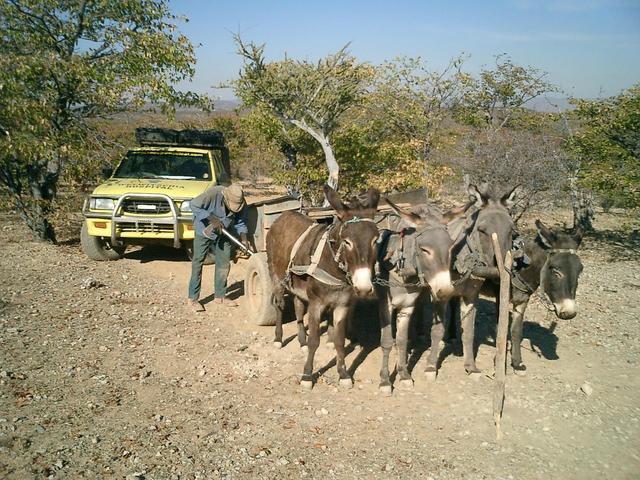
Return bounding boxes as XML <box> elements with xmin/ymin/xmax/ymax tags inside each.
<box><xmin>552</xmin><ymin>268</ymin><xmax>564</xmax><ymax>278</ymax></box>
<box><xmin>421</xmin><ymin>247</ymin><xmax>433</xmax><ymax>256</ymax></box>
<box><xmin>344</xmin><ymin>239</ymin><xmax>354</xmax><ymax>250</ymax></box>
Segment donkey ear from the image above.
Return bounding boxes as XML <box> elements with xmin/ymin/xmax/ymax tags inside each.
<box><xmin>384</xmin><ymin>197</ymin><xmax>424</xmax><ymax>228</ymax></box>
<box><xmin>535</xmin><ymin>219</ymin><xmax>556</xmax><ymax>249</ymax></box>
<box><xmin>366</xmin><ymin>188</ymin><xmax>380</xmax><ymax>210</ymax></box>
<box><xmin>501</xmin><ymin>185</ymin><xmax>520</xmax><ymax>209</ymax></box>
<box><xmin>324</xmin><ymin>184</ymin><xmax>346</xmax><ymax>211</ymax></box>
<box><xmin>467</xmin><ymin>184</ymin><xmax>486</xmax><ymax>208</ymax></box>
<box><xmin>441</xmin><ymin>200</ymin><xmax>474</xmax><ymax>224</ymax></box>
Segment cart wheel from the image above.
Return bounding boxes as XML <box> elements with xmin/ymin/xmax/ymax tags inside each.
<box><xmin>244</xmin><ymin>252</ymin><xmax>277</xmax><ymax>326</ymax></box>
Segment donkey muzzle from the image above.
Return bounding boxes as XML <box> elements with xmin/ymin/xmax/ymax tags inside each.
<box><xmin>352</xmin><ymin>267</ymin><xmax>374</xmax><ymax>297</ymax></box>
<box><xmin>554</xmin><ymin>299</ymin><xmax>577</xmax><ymax>319</ymax></box>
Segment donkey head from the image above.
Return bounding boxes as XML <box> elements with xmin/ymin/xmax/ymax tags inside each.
<box><xmin>468</xmin><ymin>183</ymin><xmax>518</xmax><ymax>270</ymax></box>
<box><xmin>535</xmin><ymin>220</ymin><xmax>583</xmax><ymax>319</ymax></box>
<box><xmin>386</xmin><ymin>199</ymin><xmax>470</xmax><ymax>301</ymax></box>
<box><xmin>324</xmin><ymin>185</ymin><xmax>381</xmax><ymax>297</ymax></box>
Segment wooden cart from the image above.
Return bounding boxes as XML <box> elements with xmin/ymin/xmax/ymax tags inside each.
<box><xmin>243</xmin><ymin>189</ymin><xmax>428</xmax><ymax>326</ymax></box>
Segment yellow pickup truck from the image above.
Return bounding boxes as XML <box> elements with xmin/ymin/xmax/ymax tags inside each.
<box><xmin>81</xmin><ymin>128</ymin><xmax>230</xmax><ymax>261</ymax></box>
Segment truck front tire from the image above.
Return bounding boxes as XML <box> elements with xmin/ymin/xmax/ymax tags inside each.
<box><xmin>81</xmin><ymin>222</ymin><xmax>125</xmax><ymax>261</ymax></box>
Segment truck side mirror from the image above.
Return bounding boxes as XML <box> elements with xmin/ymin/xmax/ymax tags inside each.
<box><xmin>102</xmin><ymin>166</ymin><xmax>113</xmax><ymax>179</ymax></box>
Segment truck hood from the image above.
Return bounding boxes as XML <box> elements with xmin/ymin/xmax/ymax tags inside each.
<box><xmin>92</xmin><ymin>178</ymin><xmax>212</xmax><ymax>199</ymax></box>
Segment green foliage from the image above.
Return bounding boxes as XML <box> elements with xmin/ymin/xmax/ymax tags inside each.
<box><xmin>456</xmin><ymin>55</ymin><xmax>556</xmax><ymax>131</ymax></box>
<box><xmin>367</xmin><ymin>55</ymin><xmax>470</xmax><ymax>161</ymax></box>
<box><xmin>0</xmin><ymin>0</ymin><xmax>209</xmax><ymax>241</ymax></box>
<box><xmin>230</xmin><ymin>35</ymin><xmax>373</xmax><ymax>191</ymax></box>
<box><xmin>570</xmin><ymin>85</ymin><xmax>640</xmax><ymax>209</ymax></box>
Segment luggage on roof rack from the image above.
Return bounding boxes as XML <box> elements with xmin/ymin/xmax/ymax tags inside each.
<box><xmin>135</xmin><ymin>128</ymin><xmax>225</xmax><ymax>148</ymax></box>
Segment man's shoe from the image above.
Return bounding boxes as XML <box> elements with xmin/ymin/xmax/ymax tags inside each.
<box><xmin>213</xmin><ymin>297</ymin><xmax>239</xmax><ymax>308</ymax></box>
<box><xmin>188</xmin><ymin>298</ymin><xmax>205</xmax><ymax>312</ymax></box>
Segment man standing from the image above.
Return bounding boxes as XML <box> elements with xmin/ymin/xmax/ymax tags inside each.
<box><xmin>188</xmin><ymin>184</ymin><xmax>250</xmax><ymax>311</ymax></box>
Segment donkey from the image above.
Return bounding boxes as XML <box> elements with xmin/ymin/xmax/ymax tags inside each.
<box><xmin>439</xmin><ymin>183</ymin><xmax>519</xmax><ymax>376</ymax></box>
<box><xmin>266</xmin><ymin>185</ymin><xmax>380</xmax><ymax>390</ymax></box>
<box><xmin>376</xmin><ymin>200</ymin><xmax>471</xmax><ymax>393</ymax></box>
<box><xmin>509</xmin><ymin>220</ymin><xmax>583</xmax><ymax>371</ymax></box>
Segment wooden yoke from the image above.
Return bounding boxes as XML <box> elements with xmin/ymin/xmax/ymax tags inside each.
<box><xmin>491</xmin><ymin>232</ymin><xmax>512</xmax><ymax>441</ymax></box>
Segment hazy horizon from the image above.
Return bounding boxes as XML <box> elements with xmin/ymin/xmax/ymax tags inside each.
<box><xmin>170</xmin><ymin>0</ymin><xmax>640</xmax><ymax>102</ymax></box>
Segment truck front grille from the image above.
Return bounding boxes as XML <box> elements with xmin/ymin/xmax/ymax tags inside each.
<box><xmin>118</xmin><ymin>222</ymin><xmax>174</xmax><ymax>233</ymax></box>
<box><xmin>121</xmin><ymin>199</ymin><xmax>171</xmax><ymax>215</ymax></box>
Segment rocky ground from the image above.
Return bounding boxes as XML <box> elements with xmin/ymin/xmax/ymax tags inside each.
<box><xmin>1</xmin><ymin>206</ymin><xmax>639</xmax><ymax>479</ymax></box>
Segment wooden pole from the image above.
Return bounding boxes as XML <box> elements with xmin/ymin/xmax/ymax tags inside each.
<box><xmin>491</xmin><ymin>232</ymin><xmax>512</xmax><ymax>441</ymax></box>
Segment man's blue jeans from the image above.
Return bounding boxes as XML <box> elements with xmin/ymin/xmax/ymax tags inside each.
<box><xmin>188</xmin><ymin>233</ymin><xmax>231</xmax><ymax>300</ymax></box>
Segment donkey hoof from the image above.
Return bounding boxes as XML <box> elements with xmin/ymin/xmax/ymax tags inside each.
<box><xmin>339</xmin><ymin>378</ymin><xmax>354</xmax><ymax>389</ymax></box>
<box><xmin>273</xmin><ymin>341</ymin><xmax>283</xmax><ymax>349</ymax></box>
<box><xmin>379</xmin><ymin>384</ymin><xmax>392</xmax><ymax>396</ymax></box>
<box><xmin>398</xmin><ymin>378</ymin><xmax>414</xmax><ymax>390</ymax></box>
<box><xmin>512</xmin><ymin>363</ymin><xmax>527</xmax><ymax>376</ymax></box>
<box><xmin>424</xmin><ymin>370</ymin><xmax>437</xmax><ymax>382</ymax></box>
<box><xmin>466</xmin><ymin>370</ymin><xmax>482</xmax><ymax>381</ymax></box>
<box><xmin>300</xmin><ymin>379</ymin><xmax>313</xmax><ymax>391</ymax></box>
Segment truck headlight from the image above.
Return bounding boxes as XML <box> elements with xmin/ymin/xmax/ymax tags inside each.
<box><xmin>89</xmin><ymin>197</ymin><xmax>115</xmax><ymax>210</ymax></box>
<box><xmin>180</xmin><ymin>200</ymin><xmax>192</xmax><ymax>212</ymax></box>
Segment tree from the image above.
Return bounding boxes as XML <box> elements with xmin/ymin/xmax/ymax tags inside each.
<box><xmin>231</xmin><ymin>35</ymin><xmax>372</xmax><ymax>194</ymax></box>
<box><xmin>0</xmin><ymin>0</ymin><xmax>210</xmax><ymax>242</ymax></box>
<box><xmin>452</xmin><ymin>128</ymin><xmax>568</xmax><ymax>222</ymax></box>
<box><xmin>367</xmin><ymin>55</ymin><xmax>469</xmax><ymax>164</ymax></box>
<box><xmin>570</xmin><ymin>85</ymin><xmax>640</xmax><ymax>212</ymax></box>
<box><xmin>458</xmin><ymin>54</ymin><xmax>555</xmax><ymax>132</ymax></box>
<box><xmin>451</xmin><ymin>55</ymin><xmax>561</xmax><ymax>220</ymax></box>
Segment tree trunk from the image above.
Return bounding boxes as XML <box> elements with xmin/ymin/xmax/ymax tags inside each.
<box><xmin>0</xmin><ymin>157</ymin><xmax>59</xmax><ymax>243</ymax></box>
<box><xmin>290</xmin><ymin>120</ymin><xmax>339</xmax><ymax>204</ymax></box>
<box><xmin>572</xmin><ymin>188</ymin><xmax>595</xmax><ymax>232</ymax></box>
<box><xmin>569</xmin><ymin>171</ymin><xmax>594</xmax><ymax>232</ymax></box>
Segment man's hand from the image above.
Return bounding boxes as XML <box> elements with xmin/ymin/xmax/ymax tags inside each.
<box><xmin>203</xmin><ymin>216</ymin><xmax>223</xmax><ymax>238</ymax></box>
<box><xmin>240</xmin><ymin>233</ymin><xmax>252</xmax><ymax>253</ymax></box>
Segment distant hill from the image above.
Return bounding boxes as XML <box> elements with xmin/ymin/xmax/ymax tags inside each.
<box><xmin>525</xmin><ymin>96</ymin><xmax>575</xmax><ymax>112</ymax></box>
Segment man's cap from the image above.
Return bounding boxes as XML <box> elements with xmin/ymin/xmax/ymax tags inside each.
<box><xmin>222</xmin><ymin>184</ymin><xmax>246</xmax><ymax>213</ymax></box>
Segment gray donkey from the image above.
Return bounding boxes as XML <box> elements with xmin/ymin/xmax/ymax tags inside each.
<box><xmin>437</xmin><ymin>183</ymin><xmax>519</xmax><ymax>376</ymax></box>
<box><xmin>509</xmin><ymin>220</ymin><xmax>583</xmax><ymax>371</ymax></box>
<box><xmin>376</xmin><ymin>199</ymin><xmax>471</xmax><ymax>393</ymax></box>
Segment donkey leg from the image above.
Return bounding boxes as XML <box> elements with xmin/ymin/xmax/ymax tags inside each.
<box><xmin>333</xmin><ymin>305</ymin><xmax>353</xmax><ymax>388</ymax></box>
<box><xmin>379</xmin><ymin>294</ymin><xmax>394</xmax><ymax>395</ymax></box>
<box><xmin>273</xmin><ymin>285</ymin><xmax>285</xmax><ymax>349</ymax></box>
<box><xmin>301</xmin><ymin>302</ymin><xmax>322</xmax><ymax>390</ymax></box>
<box><xmin>395</xmin><ymin>306</ymin><xmax>415</xmax><ymax>389</ymax></box>
<box><xmin>294</xmin><ymin>297</ymin><xmax>307</xmax><ymax>351</ymax></box>
<box><xmin>425</xmin><ymin>300</ymin><xmax>447</xmax><ymax>381</ymax></box>
<box><xmin>510</xmin><ymin>300</ymin><xmax>529</xmax><ymax>372</ymax></box>
<box><xmin>460</xmin><ymin>296</ymin><xmax>481</xmax><ymax>375</ymax></box>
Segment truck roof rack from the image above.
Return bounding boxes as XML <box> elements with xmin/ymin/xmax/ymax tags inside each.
<box><xmin>136</xmin><ymin>128</ymin><xmax>225</xmax><ymax>148</ymax></box>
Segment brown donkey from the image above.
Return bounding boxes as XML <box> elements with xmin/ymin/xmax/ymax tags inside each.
<box><xmin>266</xmin><ymin>185</ymin><xmax>380</xmax><ymax>389</ymax></box>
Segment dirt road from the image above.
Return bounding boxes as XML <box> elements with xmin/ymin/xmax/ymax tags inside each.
<box><xmin>1</xmin><ymin>211</ymin><xmax>639</xmax><ymax>479</ymax></box>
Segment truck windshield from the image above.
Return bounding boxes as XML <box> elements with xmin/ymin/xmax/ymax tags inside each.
<box><xmin>114</xmin><ymin>152</ymin><xmax>212</xmax><ymax>180</ymax></box>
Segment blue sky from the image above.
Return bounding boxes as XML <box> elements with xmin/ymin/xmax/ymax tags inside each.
<box><xmin>171</xmin><ymin>0</ymin><xmax>640</xmax><ymax>100</ymax></box>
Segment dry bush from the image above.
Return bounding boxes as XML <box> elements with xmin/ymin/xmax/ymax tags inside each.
<box><xmin>449</xmin><ymin>129</ymin><xmax>569</xmax><ymax>221</ymax></box>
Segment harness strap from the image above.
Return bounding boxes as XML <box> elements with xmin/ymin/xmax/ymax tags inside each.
<box><xmin>286</xmin><ymin>223</ymin><xmax>347</xmax><ymax>287</ymax></box>
<box><xmin>548</xmin><ymin>248</ymin><xmax>578</xmax><ymax>255</ymax></box>
<box><xmin>287</xmin><ymin>223</ymin><xmax>317</xmax><ymax>272</ymax></box>
<box><xmin>308</xmin><ymin>229</ymin><xmax>330</xmax><ymax>276</ymax></box>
